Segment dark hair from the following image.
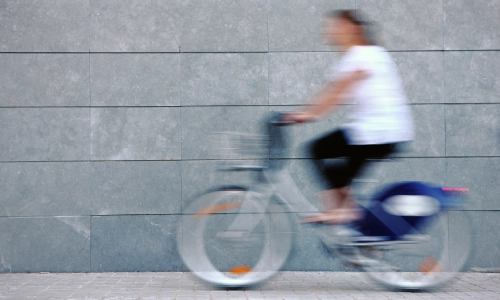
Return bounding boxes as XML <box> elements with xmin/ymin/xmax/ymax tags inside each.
<box><xmin>329</xmin><ymin>10</ymin><xmax>363</xmax><ymax>25</ymax></box>
<box><xmin>326</xmin><ymin>9</ymin><xmax>377</xmax><ymax>45</ymax></box>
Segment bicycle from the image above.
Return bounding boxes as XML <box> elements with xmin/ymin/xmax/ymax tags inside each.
<box><xmin>177</xmin><ymin>113</ymin><xmax>471</xmax><ymax>290</ymax></box>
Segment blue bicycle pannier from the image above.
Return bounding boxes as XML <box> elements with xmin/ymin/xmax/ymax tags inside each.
<box><xmin>355</xmin><ymin>181</ymin><xmax>447</xmax><ymax>240</ymax></box>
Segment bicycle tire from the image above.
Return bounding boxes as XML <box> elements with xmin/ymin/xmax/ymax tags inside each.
<box><xmin>177</xmin><ymin>187</ymin><xmax>292</xmax><ymax>287</ymax></box>
<box><xmin>362</xmin><ymin>210</ymin><xmax>471</xmax><ymax>290</ymax></box>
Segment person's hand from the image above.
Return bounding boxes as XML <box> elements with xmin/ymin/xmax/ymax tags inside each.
<box><xmin>283</xmin><ymin>112</ymin><xmax>317</xmax><ymax>124</ymax></box>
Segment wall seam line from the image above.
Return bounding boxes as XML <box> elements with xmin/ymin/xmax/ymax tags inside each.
<box><xmin>442</xmin><ymin>0</ymin><xmax>445</xmax><ymax>51</ymax></box>
<box><xmin>266</xmin><ymin>0</ymin><xmax>270</xmax><ymax>107</ymax></box>
<box><xmin>88</xmin><ymin>0</ymin><xmax>92</xmax><ymax>273</ymax></box>
<box><xmin>178</xmin><ymin>0</ymin><xmax>184</xmax><ymax>218</ymax></box>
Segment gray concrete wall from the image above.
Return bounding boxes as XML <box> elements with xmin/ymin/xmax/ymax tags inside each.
<box><xmin>0</xmin><ymin>0</ymin><xmax>498</xmax><ymax>273</ymax></box>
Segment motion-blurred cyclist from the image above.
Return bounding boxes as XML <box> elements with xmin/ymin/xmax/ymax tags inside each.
<box><xmin>285</xmin><ymin>10</ymin><xmax>413</xmax><ymax>224</ymax></box>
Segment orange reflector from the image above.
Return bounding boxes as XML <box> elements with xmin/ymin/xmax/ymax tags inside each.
<box><xmin>419</xmin><ymin>256</ymin><xmax>443</xmax><ymax>274</ymax></box>
<box><xmin>229</xmin><ymin>264</ymin><xmax>252</xmax><ymax>274</ymax></box>
<box><xmin>194</xmin><ymin>202</ymin><xmax>241</xmax><ymax>219</ymax></box>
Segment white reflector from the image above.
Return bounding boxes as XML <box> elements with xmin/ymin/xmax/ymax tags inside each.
<box><xmin>382</xmin><ymin>195</ymin><xmax>440</xmax><ymax>216</ymax></box>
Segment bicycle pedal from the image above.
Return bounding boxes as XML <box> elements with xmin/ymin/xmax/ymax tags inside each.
<box><xmin>402</xmin><ymin>234</ymin><xmax>430</xmax><ymax>243</ymax></box>
<box><xmin>334</xmin><ymin>245</ymin><xmax>379</xmax><ymax>267</ymax></box>
<box><xmin>344</xmin><ymin>236</ymin><xmax>391</xmax><ymax>246</ymax></box>
<box><xmin>319</xmin><ymin>225</ymin><xmax>362</xmax><ymax>248</ymax></box>
<box><xmin>332</xmin><ymin>225</ymin><xmax>362</xmax><ymax>237</ymax></box>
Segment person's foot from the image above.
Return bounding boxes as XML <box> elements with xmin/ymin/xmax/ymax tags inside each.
<box><xmin>300</xmin><ymin>208</ymin><xmax>361</xmax><ymax>224</ymax></box>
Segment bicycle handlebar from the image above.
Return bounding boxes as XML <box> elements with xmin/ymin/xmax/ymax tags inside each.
<box><xmin>269</xmin><ymin>112</ymin><xmax>295</xmax><ymax>126</ymax></box>
<box><xmin>267</xmin><ymin>113</ymin><xmax>289</xmax><ymax>167</ymax></box>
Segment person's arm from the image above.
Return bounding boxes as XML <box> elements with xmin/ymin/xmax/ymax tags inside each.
<box><xmin>287</xmin><ymin>69</ymin><xmax>368</xmax><ymax>123</ymax></box>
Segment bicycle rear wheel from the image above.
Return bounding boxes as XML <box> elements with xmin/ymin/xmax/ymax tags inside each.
<box><xmin>178</xmin><ymin>187</ymin><xmax>292</xmax><ymax>287</ymax></box>
<box><xmin>362</xmin><ymin>211</ymin><xmax>470</xmax><ymax>290</ymax></box>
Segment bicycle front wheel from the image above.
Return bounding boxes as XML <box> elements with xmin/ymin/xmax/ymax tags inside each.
<box><xmin>178</xmin><ymin>187</ymin><xmax>292</xmax><ymax>287</ymax></box>
<box><xmin>362</xmin><ymin>211</ymin><xmax>470</xmax><ymax>290</ymax></box>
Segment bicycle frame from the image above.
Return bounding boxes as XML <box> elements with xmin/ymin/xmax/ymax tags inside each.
<box><xmin>219</xmin><ymin>113</ymin><xmax>466</xmax><ymax>245</ymax></box>
<box><xmin>179</xmin><ymin>113</ymin><xmax>470</xmax><ymax>290</ymax></box>
<box><xmin>218</xmin><ymin>114</ymin><xmax>322</xmax><ymax>233</ymax></box>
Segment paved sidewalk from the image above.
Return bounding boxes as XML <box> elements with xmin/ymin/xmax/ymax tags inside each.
<box><xmin>0</xmin><ymin>272</ymin><xmax>499</xmax><ymax>299</ymax></box>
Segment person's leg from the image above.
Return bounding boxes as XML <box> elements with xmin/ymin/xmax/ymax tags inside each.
<box><xmin>304</xmin><ymin>140</ymin><xmax>399</xmax><ymax>224</ymax></box>
<box><xmin>302</xmin><ymin>130</ymin><xmax>355</xmax><ymax>223</ymax></box>
<box><xmin>326</xmin><ymin>143</ymin><xmax>399</xmax><ymax>223</ymax></box>
<box><xmin>309</xmin><ymin>129</ymin><xmax>351</xmax><ymax>186</ymax></box>
<box><xmin>312</xmin><ymin>185</ymin><xmax>360</xmax><ymax>223</ymax></box>
<box><xmin>321</xmin><ymin>149</ymin><xmax>370</xmax><ymax>223</ymax></box>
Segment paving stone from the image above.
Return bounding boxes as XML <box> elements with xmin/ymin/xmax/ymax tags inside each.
<box><xmin>0</xmin><ymin>271</ymin><xmax>498</xmax><ymax>298</ymax></box>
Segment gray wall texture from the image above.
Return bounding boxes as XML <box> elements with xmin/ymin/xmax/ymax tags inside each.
<box><xmin>0</xmin><ymin>0</ymin><xmax>499</xmax><ymax>273</ymax></box>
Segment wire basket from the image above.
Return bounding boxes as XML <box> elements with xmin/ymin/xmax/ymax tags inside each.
<box><xmin>211</xmin><ymin>131</ymin><xmax>269</xmax><ymax>160</ymax></box>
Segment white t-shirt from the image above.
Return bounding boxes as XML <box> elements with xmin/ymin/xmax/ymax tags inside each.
<box><xmin>328</xmin><ymin>46</ymin><xmax>413</xmax><ymax>145</ymax></box>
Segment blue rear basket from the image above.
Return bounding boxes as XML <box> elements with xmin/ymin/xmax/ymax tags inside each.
<box><xmin>355</xmin><ymin>181</ymin><xmax>451</xmax><ymax>240</ymax></box>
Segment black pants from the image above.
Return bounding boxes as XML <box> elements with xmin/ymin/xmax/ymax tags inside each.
<box><xmin>310</xmin><ymin>129</ymin><xmax>398</xmax><ymax>189</ymax></box>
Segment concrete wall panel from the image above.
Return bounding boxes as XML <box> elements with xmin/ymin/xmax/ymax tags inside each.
<box><xmin>446</xmin><ymin>158</ymin><xmax>500</xmax><ymax>210</ymax></box>
<box><xmin>268</xmin><ymin>0</ymin><xmax>355</xmax><ymax>52</ymax></box>
<box><xmin>91</xmin><ymin>161</ymin><xmax>181</xmax><ymax>215</ymax></box>
<box><xmin>0</xmin><ymin>217</ymin><xmax>90</xmax><ymax>273</ymax></box>
<box><xmin>0</xmin><ymin>54</ymin><xmax>89</xmax><ymax>107</ymax></box>
<box><xmin>450</xmin><ymin>211</ymin><xmax>500</xmax><ymax>271</ymax></box>
<box><xmin>91</xmin><ymin>54</ymin><xmax>180</xmax><ymax>106</ymax></box>
<box><xmin>444</xmin><ymin>52</ymin><xmax>500</xmax><ymax>104</ymax></box>
<box><xmin>0</xmin><ymin>108</ymin><xmax>90</xmax><ymax>161</ymax></box>
<box><xmin>0</xmin><ymin>162</ymin><xmax>90</xmax><ymax>217</ymax></box>
<box><xmin>445</xmin><ymin>105</ymin><xmax>499</xmax><ymax>157</ymax></box>
<box><xmin>444</xmin><ymin>0</ymin><xmax>500</xmax><ymax>50</ymax></box>
<box><xmin>180</xmin><ymin>0</ymin><xmax>268</xmax><ymax>52</ymax></box>
<box><xmin>181</xmin><ymin>54</ymin><xmax>268</xmax><ymax>106</ymax></box>
<box><xmin>393</xmin><ymin>52</ymin><xmax>444</xmax><ymax>104</ymax></box>
<box><xmin>357</xmin><ymin>0</ymin><xmax>443</xmax><ymax>50</ymax></box>
<box><xmin>90</xmin><ymin>107</ymin><xmax>181</xmax><ymax>160</ymax></box>
<box><xmin>90</xmin><ymin>215</ymin><xmax>183</xmax><ymax>272</ymax></box>
<box><xmin>90</xmin><ymin>0</ymin><xmax>180</xmax><ymax>52</ymax></box>
<box><xmin>269</xmin><ymin>52</ymin><xmax>340</xmax><ymax>106</ymax></box>
<box><xmin>0</xmin><ymin>0</ymin><xmax>89</xmax><ymax>52</ymax></box>
<box><xmin>404</xmin><ymin>105</ymin><xmax>445</xmax><ymax>157</ymax></box>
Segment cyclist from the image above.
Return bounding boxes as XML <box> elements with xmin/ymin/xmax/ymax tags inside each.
<box><xmin>285</xmin><ymin>10</ymin><xmax>413</xmax><ymax>224</ymax></box>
